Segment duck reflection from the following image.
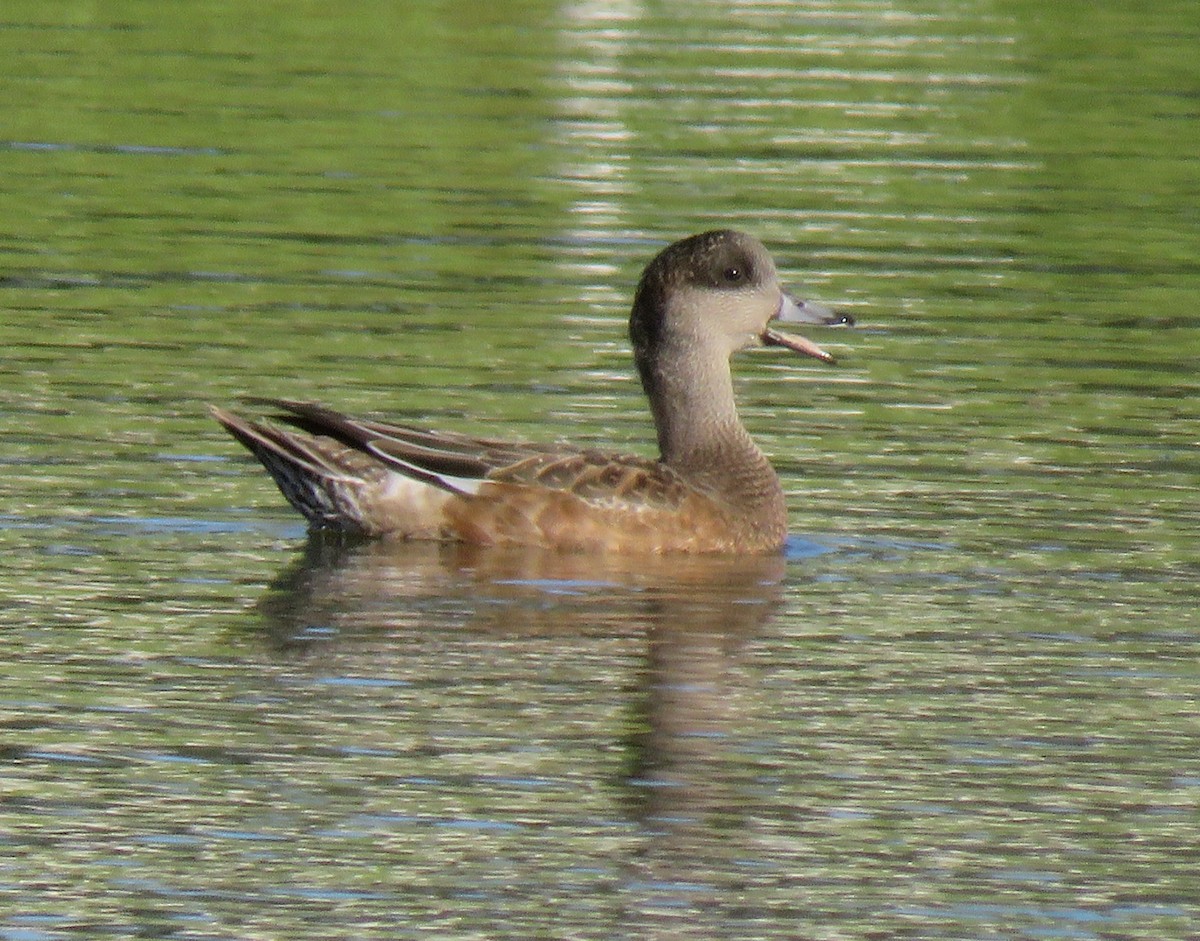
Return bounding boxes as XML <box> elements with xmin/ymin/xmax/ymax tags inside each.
<box><xmin>254</xmin><ymin>535</ymin><xmax>788</xmax><ymax>927</ymax></box>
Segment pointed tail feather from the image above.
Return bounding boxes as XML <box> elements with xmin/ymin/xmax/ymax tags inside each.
<box><xmin>210</xmin><ymin>405</ymin><xmax>363</xmax><ymax>527</ymax></box>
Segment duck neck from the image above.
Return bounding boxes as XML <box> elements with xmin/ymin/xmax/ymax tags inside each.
<box><xmin>640</xmin><ymin>349</ymin><xmax>784</xmax><ymax>510</ymax></box>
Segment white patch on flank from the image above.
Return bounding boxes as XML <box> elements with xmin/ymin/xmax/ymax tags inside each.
<box><xmin>368</xmin><ymin>470</ymin><xmax>462</xmax><ymax>536</ymax></box>
<box><xmin>379</xmin><ymin>472</ymin><xmax>450</xmax><ymax>505</ymax></box>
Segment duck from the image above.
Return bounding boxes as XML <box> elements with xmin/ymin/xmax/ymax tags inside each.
<box><xmin>210</xmin><ymin>229</ymin><xmax>852</xmax><ymax>553</ymax></box>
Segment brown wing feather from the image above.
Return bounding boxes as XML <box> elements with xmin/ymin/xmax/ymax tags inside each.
<box><xmin>488</xmin><ymin>451</ymin><xmax>693</xmax><ymax>512</ymax></box>
<box><xmin>259</xmin><ymin>398</ymin><xmax>561</xmax><ymax>483</ymax></box>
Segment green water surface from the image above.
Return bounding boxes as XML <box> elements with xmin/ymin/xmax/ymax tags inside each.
<box><xmin>2</xmin><ymin>1</ymin><xmax>1198</xmax><ymax>938</ymax></box>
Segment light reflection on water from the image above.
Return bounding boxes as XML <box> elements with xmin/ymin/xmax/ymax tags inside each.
<box><xmin>6</xmin><ymin>521</ymin><xmax>1199</xmax><ymax>938</ymax></box>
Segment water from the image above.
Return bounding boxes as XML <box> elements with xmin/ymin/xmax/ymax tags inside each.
<box><xmin>2</xmin><ymin>1</ymin><xmax>1199</xmax><ymax>938</ymax></box>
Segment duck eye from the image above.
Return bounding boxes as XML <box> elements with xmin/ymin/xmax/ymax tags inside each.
<box><xmin>723</xmin><ymin>266</ymin><xmax>742</xmax><ymax>283</ymax></box>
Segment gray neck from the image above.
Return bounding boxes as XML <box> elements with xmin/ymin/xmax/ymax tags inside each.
<box><xmin>640</xmin><ymin>347</ymin><xmax>785</xmax><ymax>512</ymax></box>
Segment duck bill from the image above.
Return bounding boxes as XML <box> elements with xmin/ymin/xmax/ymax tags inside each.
<box><xmin>761</xmin><ymin>290</ymin><xmax>848</xmax><ymax>364</ymax></box>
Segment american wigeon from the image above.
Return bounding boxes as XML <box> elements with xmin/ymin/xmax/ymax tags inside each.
<box><xmin>211</xmin><ymin>230</ymin><xmax>851</xmax><ymax>553</ymax></box>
